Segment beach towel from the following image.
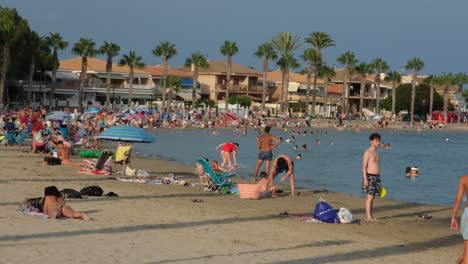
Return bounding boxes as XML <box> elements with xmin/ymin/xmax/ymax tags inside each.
<box><xmin>18</xmin><ymin>199</ymin><xmax>49</xmax><ymax>219</ymax></box>
<box><xmin>280</xmin><ymin>212</ymin><xmax>321</xmax><ymax>223</ymax></box>
<box><xmin>115</xmin><ymin>145</ymin><xmax>132</xmax><ymax>162</ymax></box>
<box><xmin>21</xmin><ymin>210</ymin><xmax>49</xmax><ymax>219</ymax></box>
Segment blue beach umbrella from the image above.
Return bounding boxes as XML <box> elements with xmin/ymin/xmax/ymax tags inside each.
<box><xmin>85</xmin><ymin>108</ymin><xmax>100</xmax><ymax>114</ymax></box>
<box><xmin>45</xmin><ymin>111</ymin><xmax>71</xmax><ymax>121</ymax></box>
<box><xmin>97</xmin><ymin>125</ymin><xmax>156</xmax><ymax>143</ymax></box>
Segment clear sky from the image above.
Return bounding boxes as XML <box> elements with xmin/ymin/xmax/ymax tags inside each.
<box><xmin>3</xmin><ymin>0</ymin><xmax>468</xmax><ymax>75</ymax></box>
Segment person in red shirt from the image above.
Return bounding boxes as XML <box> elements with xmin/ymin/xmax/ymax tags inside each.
<box><xmin>215</xmin><ymin>142</ymin><xmax>239</xmax><ymax>170</ymax></box>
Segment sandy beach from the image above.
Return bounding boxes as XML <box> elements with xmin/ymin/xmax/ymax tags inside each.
<box><xmin>0</xmin><ymin>146</ymin><xmax>463</xmax><ymax>264</ymax></box>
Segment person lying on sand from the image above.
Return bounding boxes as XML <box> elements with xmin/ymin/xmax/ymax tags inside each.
<box><xmin>43</xmin><ymin>186</ymin><xmax>90</xmax><ymax>220</ymax></box>
<box><xmin>57</xmin><ymin>141</ymin><xmax>86</xmax><ymax>167</ymax></box>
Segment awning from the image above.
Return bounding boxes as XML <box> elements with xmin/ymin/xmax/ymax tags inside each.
<box><xmin>181</xmin><ymin>78</ymin><xmax>200</xmax><ymax>88</ymax></box>
<box><xmin>288</xmin><ymin>82</ymin><xmax>300</xmax><ymax>92</ymax></box>
<box><xmin>45</xmin><ymin>71</ymin><xmax>79</xmax><ymax>81</ymax></box>
<box><xmin>95</xmin><ymin>73</ymin><xmax>126</xmax><ymax>80</ymax></box>
<box><xmin>177</xmin><ymin>92</ymin><xmax>200</xmax><ymax>101</ymax></box>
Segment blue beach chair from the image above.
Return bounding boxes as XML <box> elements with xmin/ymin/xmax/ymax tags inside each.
<box><xmin>195</xmin><ymin>158</ymin><xmax>236</xmax><ymax>192</ymax></box>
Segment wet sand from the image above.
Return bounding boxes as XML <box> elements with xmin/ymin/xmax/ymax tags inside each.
<box><xmin>0</xmin><ymin>147</ymin><xmax>463</xmax><ymax>263</ymax></box>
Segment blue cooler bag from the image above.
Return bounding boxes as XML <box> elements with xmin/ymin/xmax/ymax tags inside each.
<box><xmin>313</xmin><ymin>198</ymin><xmax>340</xmax><ymax>223</ymax></box>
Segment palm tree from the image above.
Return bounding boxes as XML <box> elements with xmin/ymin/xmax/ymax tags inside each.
<box><xmin>119</xmin><ymin>51</ymin><xmax>145</xmax><ymax>106</ymax></box>
<box><xmin>370</xmin><ymin>58</ymin><xmax>389</xmax><ymax>114</ymax></box>
<box><xmin>46</xmin><ymin>32</ymin><xmax>69</xmax><ymax>109</ymax></box>
<box><xmin>337</xmin><ymin>51</ymin><xmax>357</xmax><ymax>114</ymax></box>
<box><xmin>185</xmin><ymin>53</ymin><xmax>209</xmax><ymax>108</ymax></box>
<box><xmin>405</xmin><ymin>57</ymin><xmax>424</xmax><ymax>122</ymax></box>
<box><xmin>254</xmin><ymin>42</ymin><xmax>277</xmax><ymax>111</ymax></box>
<box><xmin>165</xmin><ymin>75</ymin><xmax>181</xmax><ymax>110</ymax></box>
<box><xmin>422</xmin><ymin>75</ymin><xmax>436</xmax><ymax>117</ymax></box>
<box><xmin>72</xmin><ymin>38</ymin><xmax>97</xmax><ymax>112</ymax></box>
<box><xmin>99</xmin><ymin>41</ymin><xmax>120</xmax><ymax>108</ymax></box>
<box><xmin>0</xmin><ymin>8</ymin><xmax>26</xmax><ymax>110</ymax></box>
<box><xmin>455</xmin><ymin>72</ymin><xmax>468</xmax><ymax>123</ymax></box>
<box><xmin>304</xmin><ymin>32</ymin><xmax>335</xmax><ymax>114</ymax></box>
<box><xmin>220</xmin><ymin>40</ymin><xmax>239</xmax><ymax>112</ymax></box>
<box><xmin>152</xmin><ymin>41</ymin><xmax>177</xmax><ymax>112</ymax></box>
<box><xmin>354</xmin><ymin>62</ymin><xmax>373</xmax><ymax>114</ymax></box>
<box><xmin>300</xmin><ymin>48</ymin><xmax>320</xmax><ymax>114</ymax></box>
<box><xmin>384</xmin><ymin>71</ymin><xmax>402</xmax><ymax>119</ymax></box>
<box><xmin>434</xmin><ymin>73</ymin><xmax>456</xmax><ymax>122</ymax></box>
<box><xmin>277</xmin><ymin>54</ymin><xmax>300</xmax><ymax>112</ymax></box>
<box><xmin>271</xmin><ymin>32</ymin><xmax>303</xmax><ymax>111</ymax></box>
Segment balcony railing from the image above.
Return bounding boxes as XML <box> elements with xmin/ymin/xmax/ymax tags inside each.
<box><xmin>43</xmin><ymin>82</ymin><xmax>155</xmax><ymax>90</ymax></box>
<box><xmin>216</xmin><ymin>84</ymin><xmax>263</xmax><ymax>92</ymax></box>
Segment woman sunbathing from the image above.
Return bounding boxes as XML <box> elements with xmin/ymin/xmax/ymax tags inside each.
<box><xmin>43</xmin><ymin>186</ymin><xmax>90</xmax><ymax>220</ymax></box>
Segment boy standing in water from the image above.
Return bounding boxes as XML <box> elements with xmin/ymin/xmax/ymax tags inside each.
<box><xmin>362</xmin><ymin>133</ymin><xmax>381</xmax><ymax>221</ymax></box>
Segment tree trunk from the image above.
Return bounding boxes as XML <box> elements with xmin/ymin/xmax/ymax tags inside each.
<box><xmin>192</xmin><ymin>68</ymin><xmax>198</xmax><ymax>108</ymax></box>
<box><xmin>391</xmin><ymin>82</ymin><xmax>396</xmax><ymax>119</ymax></box>
<box><xmin>284</xmin><ymin>69</ymin><xmax>290</xmax><ymax>113</ymax></box>
<box><xmin>51</xmin><ymin>50</ymin><xmax>59</xmax><ymax>110</ymax></box>
<box><xmin>305</xmin><ymin>62</ymin><xmax>311</xmax><ymax>114</ymax></box>
<box><xmin>376</xmin><ymin>73</ymin><xmax>381</xmax><ymax>115</ymax></box>
<box><xmin>167</xmin><ymin>89</ymin><xmax>173</xmax><ymax>111</ymax></box>
<box><xmin>79</xmin><ymin>56</ymin><xmax>87</xmax><ymax>112</ymax></box>
<box><xmin>280</xmin><ymin>70</ymin><xmax>285</xmax><ymax>112</ymax></box>
<box><xmin>457</xmin><ymin>84</ymin><xmax>462</xmax><ymax>124</ymax></box>
<box><xmin>0</xmin><ymin>42</ymin><xmax>10</xmax><ymax>110</ymax></box>
<box><xmin>429</xmin><ymin>82</ymin><xmax>434</xmax><ymax>117</ymax></box>
<box><xmin>443</xmin><ymin>86</ymin><xmax>449</xmax><ymax>122</ymax></box>
<box><xmin>261</xmin><ymin>57</ymin><xmax>268</xmax><ymax>111</ymax></box>
<box><xmin>28</xmin><ymin>53</ymin><xmax>36</xmax><ymax>104</ymax></box>
<box><xmin>128</xmin><ymin>67</ymin><xmax>134</xmax><ymax>106</ymax></box>
<box><xmin>162</xmin><ymin>56</ymin><xmax>167</xmax><ymax>112</ymax></box>
<box><xmin>312</xmin><ymin>69</ymin><xmax>318</xmax><ymax>115</ymax></box>
<box><xmin>225</xmin><ymin>56</ymin><xmax>231</xmax><ymax>112</ymax></box>
<box><xmin>106</xmin><ymin>57</ymin><xmax>112</xmax><ymax>108</ymax></box>
<box><xmin>359</xmin><ymin>77</ymin><xmax>365</xmax><ymax>114</ymax></box>
<box><xmin>341</xmin><ymin>72</ymin><xmax>347</xmax><ymax>114</ymax></box>
<box><xmin>410</xmin><ymin>71</ymin><xmax>416</xmax><ymax>123</ymax></box>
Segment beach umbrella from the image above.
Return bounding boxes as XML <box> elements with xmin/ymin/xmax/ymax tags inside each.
<box><xmin>97</xmin><ymin>125</ymin><xmax>155</xmax><ymax>143</ymax></box>
<box><xmin>45</xmin><ymin>111</ymin><xmax>71</xmax><ymax>121</ymax></box>
<box><xmin>85</xmin><ymin>108</ymin><xmax>100</xmax><ymax>114</ymax></box>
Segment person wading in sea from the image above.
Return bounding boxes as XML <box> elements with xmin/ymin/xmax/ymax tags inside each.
<box><xmin>253</xmin><ymin>126</ymin><xmax>281</xmax><ymax>181</ymax></box>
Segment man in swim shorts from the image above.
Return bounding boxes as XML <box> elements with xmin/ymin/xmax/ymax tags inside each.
<box><xmin>451</xmin><ymin>175</ymin><xmax>468</xmax><ymax>264</ymax></box>
<box><xmin>253</xmin><ymin>126</ymin><xmax>281</xmax><ymax>181</ymax></box>
<box><xmin>268</xmin><ymin>154</ymin><xmax>295</xmax><ymax>196</ymax></box>
<box><xmin>362</xmin><ymin>133</ymin><xmax>381</xmax><ymax>221</ymax></box>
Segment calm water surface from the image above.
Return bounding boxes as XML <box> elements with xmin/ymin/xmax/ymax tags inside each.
<box><xmin>135</xmin><ymin>128</ymin><xmax>468</xmax><ymax>205</ymax></box>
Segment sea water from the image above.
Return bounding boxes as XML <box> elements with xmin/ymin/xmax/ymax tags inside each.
<box><xmin>136</xmin><ymin>128</ymin><xmax>468</xmax><ymax>206</ymax></box>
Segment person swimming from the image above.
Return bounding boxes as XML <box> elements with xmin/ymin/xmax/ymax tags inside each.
<box><xmin>406</xmin><ymin>166</ymin><xmax>419</xmax><ymax>177</ymax></box>
<box><xmin>302</xmin><ymin>144</ymin><xmax>307</xmax><ymax>151</ymax></box>
<box><xmin>296</xmin><ymin>154</ymin><xmax>302</xmax><ymax>160</ymax></box>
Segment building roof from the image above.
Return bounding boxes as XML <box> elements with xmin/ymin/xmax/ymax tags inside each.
<box><xmin>59</xmin><ymin>57</ymin><xmax>149</xmax><ymax>75</ymax></box>
<box><xmin>178</xmin><ymin>60</ymin><xmax>260</xmax><ymax>76</ymax></box>
<box><xmin>142</xmin><ymin>66</ymin><xmax>192</xmax><ymax>78</ymax></box>
<box><xmin>327</xmin><ymin>83</ymin><xmax>343</xmax><ymax>94</ymax></box>
<box><xmin>261</xmin><ymin>70</ymin><xmax>327</xmax><ymax>84</ymax></box>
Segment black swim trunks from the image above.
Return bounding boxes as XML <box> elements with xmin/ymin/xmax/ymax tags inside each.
<box><xmin>258</xmin><ymin>150</ymin><xmax>273</xmax><ymax>161</ymax></box>
<box><xmin>362</xmin><ymin>173</ymin><xmax>380</xmax><ymax>196</ymax></box>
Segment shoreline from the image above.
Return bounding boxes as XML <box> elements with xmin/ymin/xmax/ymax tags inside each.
<box><xmin>0</xmin><ymin>147</ymin><xmax>464</xmax><ymax>263</ymax></box>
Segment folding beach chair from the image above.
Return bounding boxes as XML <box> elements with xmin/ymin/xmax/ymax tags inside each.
<box><xmin>83</xmin><ymin>150</ymin><xmax>114</xmax><ymax>172</ymax></box>
<box><xmin>195</xmin><ymin>158</ymin><xmax>236</xmax><ymax>192</ymax></box>
<box><xmin>114</xmin><ymin>144</ymin><xmax>132</xmax><ymax>175</ymax></box>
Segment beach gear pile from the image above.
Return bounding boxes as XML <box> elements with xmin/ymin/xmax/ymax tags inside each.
<box><xmin>282</xmin><ymin>198</ymin><xmax>355</xmax><ymax>224</ymax></box>
<box><xmin>116</xmin><ymin>174</ymin><xmax>195</xmax><ymax>187</ymax></box>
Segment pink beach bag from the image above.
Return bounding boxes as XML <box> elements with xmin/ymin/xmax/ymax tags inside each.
<box><xmin>238</xmin><ymin>184</ymin><xmax>260</xmax><ymax>199</ymax></box>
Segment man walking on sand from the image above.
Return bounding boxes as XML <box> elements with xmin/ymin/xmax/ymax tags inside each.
<box><xmin>362</xmin><ymin>133</ymin><xmax>381</xmax><ymax>221</ymax></box>
<box><xmin>253</xmin><ymin>126</ymin><xmax>281</xmax><ymax>181</ymax></box>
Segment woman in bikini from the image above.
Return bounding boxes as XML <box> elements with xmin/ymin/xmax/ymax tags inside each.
<box><xmin>43</xmin><ymin>186</ymin><xmax>90</xmax><ymax>220</ymax></box>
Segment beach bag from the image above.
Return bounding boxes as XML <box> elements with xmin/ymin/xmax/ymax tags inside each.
<box><xmin>337</xmin><ymin>207</ymin><xmax>355</xmax><ymax>224</ymax></box>
<box><xmin>80</xmin><ymin>186</ymin><xmax>104</xmax><ymax>197</ymax></box>
<box><xmin>60</xmin><ymin>188</ymin><xmax>82</xmax><ymax>199</ymax></box>
<box><xmin>46</xmin><ymin>157</ymin><xmax>62</xmax><ymax>166</ymax></box>
<box><xmin>313</xmin><ymin>198</ymin><xmax>340</xmax><ymax>223</ymax></box>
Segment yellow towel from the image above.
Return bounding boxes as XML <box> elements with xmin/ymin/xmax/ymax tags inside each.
<box><xmin>115</xmin><ymin>145</ymin><xmax>132</xmax><ymax>162</ymax></box>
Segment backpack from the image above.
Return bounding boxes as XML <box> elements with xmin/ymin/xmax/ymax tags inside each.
<box><xmin>313</xmin><ymin>198</ymin><xmax>340</xmax><ymax>223</ymax></box>
<box><xmin>61</xmin><ymin>188</ymin><xmax>82</xmax><ymax>199</ymax></box>
<box><xmin>80</xmin><ymin>186</ymin><xmax>104</xmax><ymax>197</ymax></box>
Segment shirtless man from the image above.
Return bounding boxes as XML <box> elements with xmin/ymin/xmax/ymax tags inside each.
<box><xmin>362</xmin><ymin>133</ymin><xmax>381</xmax><ymax>221</ymax></box>
<box><xmin>451</xmin><ymin>175</ymin><xmax>468</xmax><ymax>264</ymax></box>
<box><xmin>268</xmin><ymin>154</ymin><xmax>295</xmax><ymax>196</ymax></box>
<box><xmin>43</xmin><ymin>186</ymin><xmax>90</xmax><ymax>220</ymax></box>
<box><xmin>253</xmin><ymin>126</ymin><xmax>281</xmax><ymax>181</ymax></box>
<box><xmin>57</xmin><ymin>141</ymin><xmax>86</xmax><ymax>167</ymax></box>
